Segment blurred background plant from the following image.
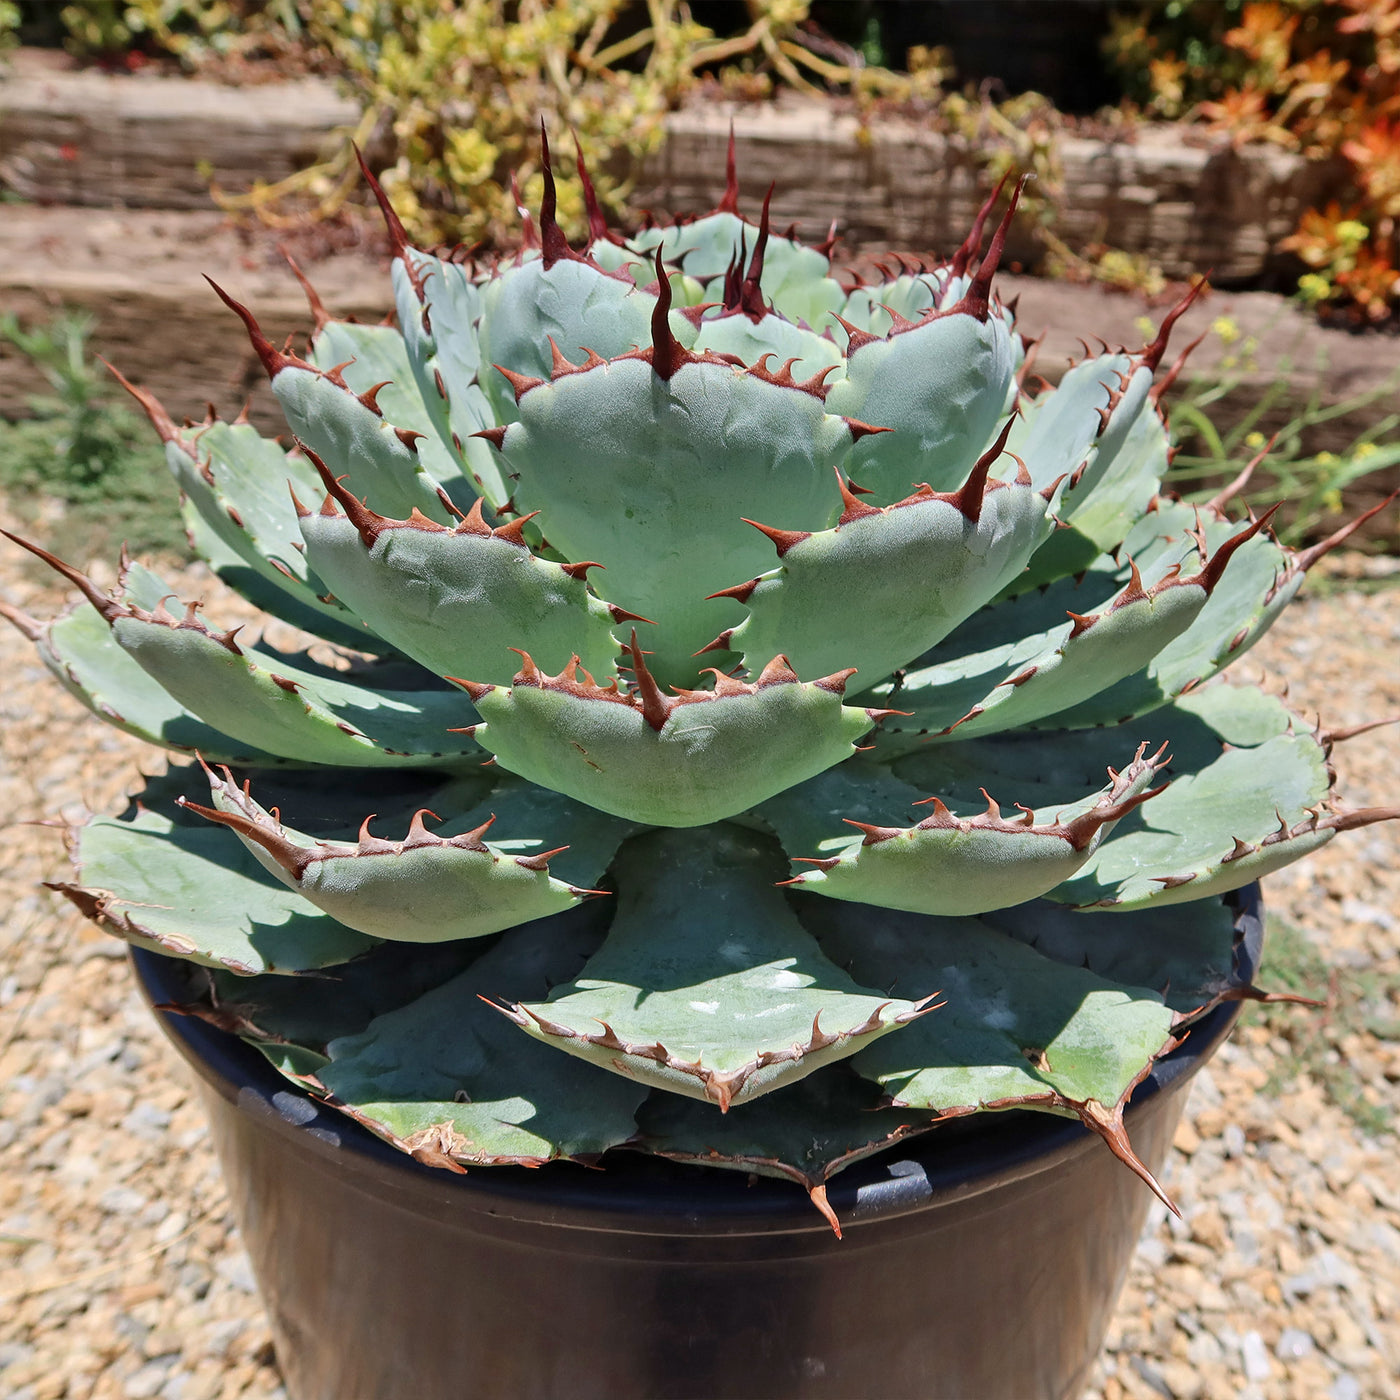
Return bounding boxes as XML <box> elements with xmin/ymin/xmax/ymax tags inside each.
<box><xmin>1156</xmin><ymin>314</ymin><xmax>1400</xmax><ymax>548</ymax></box>
<box><xmin>4</xmin><ymin>0</ymin><xmax>960</xmax><ymax>248</ymax></box>
<box><xmin>0</xmin><ymin>313</ymin><xmax>186</xmax><ymax>560</ymax></box>
<box><xmin>1104</xmin><ymin>0</ymin><xmax>1400</xmax><ymax>323</ymax></box>
<box><xmin>6</xmin><ymin>1</ymin><xmax>1400</xmax><ymax>316</ymax></box>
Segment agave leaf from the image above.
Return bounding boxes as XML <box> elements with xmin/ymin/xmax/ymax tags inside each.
<box><xmin>1010</xmin><ymin>360</ymin><xmax>1168</xmax><ymax>592</ymax></box>
<box><xmin>108</xmin><ymin>608</ymin><xmax>478</xmax><ymax>768</ymax></box>
<box><xmin>159</xmin><ymin>419</ymin><xmax>363</xmax><ymax>631</ymax></box>
<box><xmin>838</xmin><ymin>271</ymin><xmax>943</xmax><ymax>334</ymax></box>
<box><xmin>209</xmin><ymin>280</ymin><xmax>457</xmax><ymax>525</ymax></box>
<box><xmin>1052</xmin><ymin>366</ymin><xmax>1161</xmax><ymax>546</ymax></box>
<box><xmin>476</xmin><ymin>256</ymin><xmax>663</xmax><ymax>427</ymax></box>
<box><xmin>309</xmin><ymin>316</ymin><xmax>473</xmax><ymax>500</ymax></box>
<box><xmin>935</xmin><ymin>576</ymin><xmax>1209</xmax><ymax>740</ymax></box>
<box><xmin>298</xmin><ymin>501</ymin><xmax>624</xmax><ymax>687</ymax></box>
<box><xmin>465</xmin><ymin>650</ymin><xmax>877</xmax><ymax>827</ymax></box>
<box><xmin>823</xmin><ymin>311</ymin><xmax>1018</xmax><ymax>499</ymax></box>
<box><xmin>177</xmin><ymin>933</ymin><xmax>497</xmax><ymax>1061</ymax></box>
<box><xmin>505</xmin><ymin>827</ymin><xmax>931</xmax><ymax>1109</ymax></box>
<box><xmin>313</xmin><ymin>910</ymin><xmax>650</xmax><ymax>1167</ymax></box>
<box><xmin>872</xmin><ymin>563</ymin><xmax>1211</xmax><ymax>745</ymax></box>
<box><xmin>691</xmin><ymin>309</ymin><xmax>843</xmax><ymax>382</ymax></box>
<box><xmin>492</xmin><ymin>353</ymin><xmax>855</xmax><ymax>682</ymax></box>
<box><xmin>189</xmin><ymin>766</ymin><xmax>609</xmax><ymax>942</ymax></box>
<box><xmin>981</xmin><ymin>897</ymin><xmax>1241</xmax><ymax>1016</ymax></box>
<box><xmin>801</xmin><ymin>897</ymin><xmax>1177</xmax><ymax>1123</ymax></box>
<box><xmin>53</xmin><ymin>808</ymin><xmax>374</xmax><ymax>974</ymax></box>
<box><xmin>388</xmin><ymin>249</ymin><xmax>513</xmax><ymax>507</ymax></box>
<box><xmin>179</xmin><ymin>498</ymin><xmax>393</xmax><ymax>656</ymax></box>
<box><xmin>628</xmin><ymin>212</ymin><xmax>846</xmax><ymax>330</ymax></box>
<box><xmin>1047</xmin><ymin>683</ymin><xmax>1343</xmax><ymax>908</ymax></box>
<box><xmin>1037</xmin><ymin>514</ymin><xmax>1303</xmax><ymax>729</ymax></box>
<box><xmin>635</xmin><ymin>1065</ymin><xmax>933</xmax><ymax>1223</ymax></box>
<box><xmin>746</xmin><ymin>234</ymin><xmax>847</xmax><ymax>331</ymax></box>
<box><xmin>180</xmin><ymin>758</ymin><xmax>639</xmax><ymax>892</ymax></box>
<box><xmin>1004</xmin><ymin>354</ymin><xmax>1124</xmax><ymax>500</ymax></box>
<box><xmin>271</xmin><ymin>363</ymin><xmax>453</xmax><ymax>524</ymax></box>
<box><xmin>6</xmin><ymin>561</ymin><xmax>284</xmax><ymax>764</ymax></box>
<box><xmin>625</xmin><ymin>211</ymin><xmax>754</xmax><ymax>281</ymax></box>
<box><xmin>769</xmin><ymin>742</ymin><xmax>1165</xmax><ymax>918</ymax></box>
<box><xmin>889</xmin><ymin>677</ymin><xmax>1284</xmax><ymax>797</ymax></box>
<box><xmin>714</xmin><ymin>471</ymin><xmax>1053</xmax><ymax>690</ymax></box>
<box><xmin>108</xmin><ymin>369</ymin><xmax>386</xmax><ymax>652</ymax></box>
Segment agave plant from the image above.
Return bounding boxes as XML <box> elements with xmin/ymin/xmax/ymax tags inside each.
<box><xmin>5</xmin><ymin>135</ymin><xmax>1394</xmax><ymax>1232</ymax></box>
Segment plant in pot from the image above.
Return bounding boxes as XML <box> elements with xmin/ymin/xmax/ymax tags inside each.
<box><xmin>4</xmin><ymin>137</ymin><xmax>1395</xmax><ymax>1400</ymax></box>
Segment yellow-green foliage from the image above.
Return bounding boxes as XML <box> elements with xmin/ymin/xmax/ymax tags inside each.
<box><xmin>1105</xmin><ymin>0</ymin><xmax>1400</xmax><ymax>321</ymax></box>
<box><xmin>41</xmin><ymin>0</ymin><xmax>955</xmax><ymax>249</ymax></box>
<box><xmin>294</xmin><ymin>0</ymin><xmax>709</xmax><ymax>248</ymax></box>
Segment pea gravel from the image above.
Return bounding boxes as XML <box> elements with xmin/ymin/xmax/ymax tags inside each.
<box><xmin>1</xmin><ymin>537</ymin><xmax>1396</xmax><ymax>1400</ymax></box>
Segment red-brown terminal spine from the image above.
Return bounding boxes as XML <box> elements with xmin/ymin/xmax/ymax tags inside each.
<box><xmin>647</xmin><ymin>245</ymin><xmax>689</xmax><ymax>382</ymax></box>
<box><xmin>1140</xmin><ymin>276</ymin><xmax>1208</xmax><ymax>373</ymax></box>
<box><xmin>950</xmin><ymin>171</ymin><xmax>1012</xmax><ymax>279</ymax></box>
<box><xmin>538</xmin><ymin>122</ymin><xmax>581</xmax><ymax>270</ymax></box>
<box><xmin>955</xmin><ymin>175</ymin><xmax>1029</xmax><ymax>323</ymax></box>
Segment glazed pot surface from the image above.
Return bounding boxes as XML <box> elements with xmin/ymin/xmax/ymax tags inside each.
<box><xmin>132</xmin><ymin>891</ymin><xmax>1260</xmax><ymax>1400</ymax></box>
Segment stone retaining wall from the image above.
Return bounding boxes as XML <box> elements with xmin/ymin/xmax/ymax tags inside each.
<box><xmin>0</xmin><ymin>52</ymin><xmax>1345</xmax><ymax>281</ymax></box>
<box><xmin>638</xmin><ymin>107</ymin><xmax>1345</xmax><ymax>282</ymax></box>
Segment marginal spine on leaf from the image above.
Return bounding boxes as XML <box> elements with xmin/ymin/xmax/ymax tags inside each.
<box><xmin>834</xmin><ymin>469</ymin><xmax>881</xmax><ymax>525</ymax></box>
<box><xmin>576</xmin><ymin>138</ymin><xmax>617</xmax><ymax>246</ymax></box>
<box><xmin>0</xmin><ymin>530</ymin><xmax>127</xmax><ymax>626</ymax></box>
<box><xmin>494</xmin><ymin>365</ymin><xmax>546</xmax><ymax>401</ymax></box>
<box><xmin>102</xmin><ymin>360</ymin><xmax>181</xmax><ymax>443</ymax></box>
<box><xmin>951</xmin><ymin>414</ymin><xmax>1016</xmax><ymax>523</ymax></box>
<box><xmin>301</xmin><ymin>443</ymin><xmax>390</xmax><ymax>547</ymax></box>
<box><xmin>743</xmin><ymin>518</ymin><xmax>811</xmax><ymax>556</ymax></box>
<box><xmin>844</xmin><ymin>417</ymin><xmax>893</xmax><ymax>444</ymax></box>
<box><xmin>1196</xmin><ymin>504</ymin><xmax>1281</xmax><ymax>594</ymax></box>
<box><xmin>1293</xmin><ymin>490</ymin><xmax>1399</xmax><ymax>572</ymax></box>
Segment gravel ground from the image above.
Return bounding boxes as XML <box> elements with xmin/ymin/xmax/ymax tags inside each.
<box><xmin>1</xmin><ymin>536</ymin><xmax>1397</xmax><ymax>1400</ymax></box>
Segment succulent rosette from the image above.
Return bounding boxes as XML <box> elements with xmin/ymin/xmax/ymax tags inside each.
<box><xmin>6</xmin><ymin>134</ymin><xmax>1394</xmax><ymax>1229</ymax></box>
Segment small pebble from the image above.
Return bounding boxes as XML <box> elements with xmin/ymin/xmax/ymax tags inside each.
<box><xmin>1240</xmin><ymin>1330</ymin><xmax>1271</xmax><ymax>1382</ymax></box>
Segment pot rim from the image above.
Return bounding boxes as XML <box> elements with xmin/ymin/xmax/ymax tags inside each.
<box><xmin>131</xmin><ymin>886</ymin><xmax>1260</xmax><ymax>1238</ymax></box>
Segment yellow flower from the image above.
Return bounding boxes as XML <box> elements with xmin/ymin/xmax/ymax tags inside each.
<box><xmin>1356</xmin><ymin>442</ymin><xmax>1379</xmax><ymax>458</ymax></box>
<box><xmin>1212</xmin><ymin>315</ymin><xmax>1241</xmax><ymax>345</ymax></box>
<box><xmin>1298</xmin><ymin>273</ymin><xmax>1333</xmax><ymax>304</ymax></box>
<box><xmin>1244</xmin><ymin>431</ymin><xmax>1266</xmax><ymax>449</ymax></box>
